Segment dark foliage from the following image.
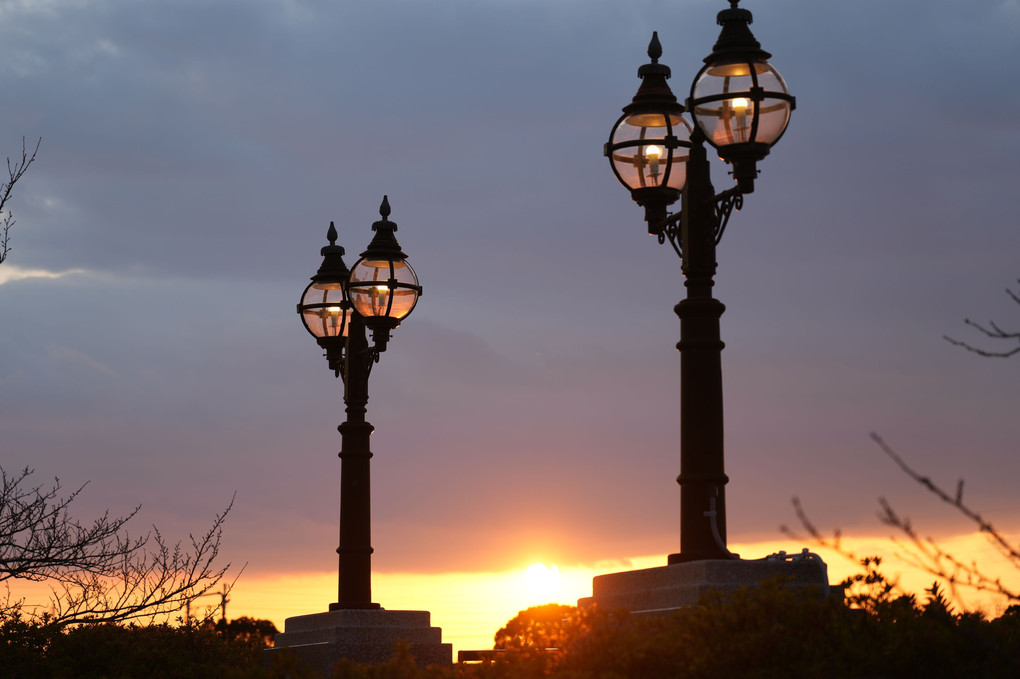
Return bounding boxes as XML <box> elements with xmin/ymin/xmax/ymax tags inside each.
<box><xmin>214</xmin><ymin>615</ymin><xmax>280</xmax><ymax>647</ymax></box>
<box><xmin>0</xmin><ymin>614</ymin><xmax>272</xmax><ymax>679</ymax></box>
<box><xmin>494</xmin><ymin>603</ymin><xmax>579</xmax><ymax>651</ymax></box>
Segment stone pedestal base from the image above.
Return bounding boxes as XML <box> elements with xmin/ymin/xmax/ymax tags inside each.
<box><xmin>579</xmin><ymin>553</ymin><xmax>834</xmax><ymax>613</ymax></box>
<box><xmin>264</xmin><ymin>608</ymin><xmax>452</xmax><ymax>673</ymax></box>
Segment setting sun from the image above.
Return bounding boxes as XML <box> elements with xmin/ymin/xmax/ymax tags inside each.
<box><xmin>525</xmin><ymin>562</ymin><xmax>561</xmax><ymax>603</ymax></box>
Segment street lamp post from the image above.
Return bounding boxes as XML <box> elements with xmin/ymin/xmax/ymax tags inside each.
<box><xmin>297</xmin><ymin>196</ymin><xmax>421</xmax><ymax>609</ymax></box>
<box><xmin>605</xmin><ymin>0</ymin><xmax>795</xmax><ymax>563</ymax></box>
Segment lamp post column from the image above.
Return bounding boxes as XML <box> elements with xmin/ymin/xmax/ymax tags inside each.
<box><xmin>332</xmin><ymin>312</ymin><xmax>380</xmax><ymax>610</ymax></box>
<box><xmin>593</xmin><ymin>5</ymin><xmax>816</xmax><ymax>617</ymax></box>
<box><xmin>669</xmin><ymin>131</ymin><xmax>731</xmax><ymax>563</ymax></box>
<box><xmin>297</xmin><ymin>197</ymin><xmax>421</xmax><ymax>612</ymax></box>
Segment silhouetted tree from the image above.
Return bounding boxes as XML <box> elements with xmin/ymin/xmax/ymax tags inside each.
<box><xmin>0</xmin><ymin>466</ymin><xmax>235</xmax><ymax>626</ymax></box>
<box><xmin>200</xmin><ymin>615</ymin><xmax>278</xmax><ymax>647</ymax></box>
<box><xmin>494</xmin><ymin>603</ymin><xmax>580</xmax><ymax>652</ymax></box>
<box><xmin>944</xmin><ymin>280</ymin><xmax>1020</xmax><ymax>357</ymax></box>
<box><xmin>0</xmin><ymin>138</ymin><xmax>40</xmax><ymax>265</ymax></box>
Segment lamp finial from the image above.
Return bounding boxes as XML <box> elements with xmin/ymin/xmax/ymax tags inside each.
<box><xmin>647</xmin><ymin>32</ymin><xmax>662</xmax><ymax>63</ymax></box>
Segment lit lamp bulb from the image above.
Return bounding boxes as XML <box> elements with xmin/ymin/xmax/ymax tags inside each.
<box><xmin>644</xmin><ymin>144</ymin><xmax>663</xmax><ymax>180</ymax></box>
<box><xmin>372</xmin><ymin>285</ymin><xmax>390</xmax><ymax>315</ymax></box>
<box><xmin>326</xmin><ymin>306</ymin><xmax>342</xmax><ymax>330</ymax></box>
<box><xmin>731</xmin><ymin>97</ymin><xmax>750</xmax><ymax>141</ymax></box>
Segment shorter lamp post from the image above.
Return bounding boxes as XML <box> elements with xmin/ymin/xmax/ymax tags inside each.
<box><xmin>605</xmin><ymin>0</ymin><xmax>794</xmax><ymax>562</ymax></box>
<box><xmin>297</xmin><ymin>196</ymin><xmax>421</xmax><ymax>609</ymax></box>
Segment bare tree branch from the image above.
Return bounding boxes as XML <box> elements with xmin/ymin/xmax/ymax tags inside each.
<box><xmin>0</xmin><ymin>467</ymin><xmax>236</xmax><ymax>626</ymax></box>
<box><xmin>0</xmin><ymin>468</ymin><xmax>142</xmax><ymax>585</ymax></box>
<box><xmin>0</xmin><ymin>137</ymin><xmax>42</xmax><ymax>264</ymax></box>
<box><xmin>870</xmin><ymin>433</ymin><xmax>1020</xmax><ymax>566</ymax></box>
<box><xmin>944</xmin><ymin>280</ymin><xmax>1020</xmax><ymax>357</ymax></box>
<box><xmin>785</xmin><ymin>435</ymin><xmax>1020</xmax><ymax>609</ymax></box>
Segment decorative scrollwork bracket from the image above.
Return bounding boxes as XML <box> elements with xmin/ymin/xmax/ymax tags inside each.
<box><xmin>712</xmin><ymin>187</ymin><xmax>743</xmax><ymax>246</ymax></box>
<box><xmin>658</xmin><ymin>211</ymin><xmax>685</xmax><ymax>259</ymax></box>
<box><xmin>339</xmin><ymin>346</ymin><xmax>381</xmax><ymax>388</ymax></box>
<box><xmin>656</xmin><ymin>187</ymin><xmax>744</xmax><ymax>259</ymax></box>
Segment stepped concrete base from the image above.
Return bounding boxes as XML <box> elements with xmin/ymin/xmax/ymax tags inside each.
<box><xmin>264</xmin><ymin>608</ymin><xmax>452</xmax><ymax>673</ymax></box>
<box><xmin>579</xmin><ymin>553</ymin><xmax>834</xmax><ymax>614</ymax></box>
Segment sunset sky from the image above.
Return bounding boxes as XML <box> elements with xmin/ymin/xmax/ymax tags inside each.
<box><xmin>2</xmin><ymin>0</ymin><xmax>1020</xmax><ymax>654</ymax></box>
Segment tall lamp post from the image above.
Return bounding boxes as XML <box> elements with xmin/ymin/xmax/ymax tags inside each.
<box><xmin>297</xmin><ymin>196</ymin><xmax>421</xmax><ymax>609</ymax></box>
<box><xmin>605</xmin><ymin>0</ymin><xmax>794</xmax><ymax>563</ymax></box>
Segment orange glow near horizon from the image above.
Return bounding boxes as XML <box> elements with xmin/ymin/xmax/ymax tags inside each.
<box><xmin>7</xmin><ymin>531</ymin><xmax>1018</xmax><ymax>656</ymax></box>
<box><xmin>225</xmin><ymin>531</ymin><xmax>1020</xmax><ymax>653</ymax></box>
<box><xmin>224</xmin><ymin>560</ymin><xmax>624</xmax><ymax>654</ymax></box>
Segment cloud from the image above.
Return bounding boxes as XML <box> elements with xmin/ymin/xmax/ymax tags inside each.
<box><xmin>46</xmin><ymin>344</ymin><xmax>122</xmax><ymax>381</ymax></box>
<box><xmin>1</xmin><ymin>0</ymin><xmax>1019</xmax><ymax>584</ymax></box>
<box><xmin>0</xmin><ymin>264</ymin><xmax>89</xmax><ymax>285</ymax></box>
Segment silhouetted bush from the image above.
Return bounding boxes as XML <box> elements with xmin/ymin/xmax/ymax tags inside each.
<box><xmin>0</xmin><ymin>613</ymin><xmax>272</xmax><ymax>679</ymax></box>
<box><xmin>551</xmin><ymin>576</ymin><xmax>1020</xmax><ymax>679</ymax></box>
